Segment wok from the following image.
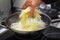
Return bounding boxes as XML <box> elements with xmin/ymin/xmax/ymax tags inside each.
<box><xmin>5</xmin><ymin>11</ymin><xmax>51</xmax><ymax>34</ymax></box>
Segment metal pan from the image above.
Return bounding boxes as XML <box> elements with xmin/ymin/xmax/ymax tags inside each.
<box><xmin>5</xmin><ymin>11</ymin><xmax>51</xmax><ymax>34</ymax></box>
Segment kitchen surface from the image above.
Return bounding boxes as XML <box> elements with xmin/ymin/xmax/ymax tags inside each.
<box><xmin>0</xmin><ymin>0</ymin><xmax>60</xmax><ymax>40</ymax></box>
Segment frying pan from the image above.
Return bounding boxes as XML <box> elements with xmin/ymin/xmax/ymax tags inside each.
<box><xmin>5</xmin><ymin>11</ymin><xmax>51</xmax><ymax>34</ymax></box>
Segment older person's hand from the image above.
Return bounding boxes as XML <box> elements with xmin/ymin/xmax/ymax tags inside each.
<box><xmin>22</xmin><ymin>0</ymin><xmax>42</xmax><ymax>16</ymax></box>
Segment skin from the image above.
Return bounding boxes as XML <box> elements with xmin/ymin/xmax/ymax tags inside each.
<box><xmin>22</xmin><ymin>0</ymin><xmax>43</xmax><ymax>16</ymax></box>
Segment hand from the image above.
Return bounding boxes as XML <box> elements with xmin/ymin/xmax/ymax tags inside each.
<box><xmin>22</xmin><ymin>0</ymin><xmax>42</xmax><ymax>16</ymax></box>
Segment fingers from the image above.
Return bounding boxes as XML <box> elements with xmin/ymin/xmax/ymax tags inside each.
<box><xmin>22</xmin><ymin>0</ymin><xmax>42</xmax><ymax>17</ymax></box>
<box><xmin>22</xmin><ymin>0</ymin><xmax>42</xmax><ymax>9</ymax></box>
<box><xmin>22</xmin><ymin>4</ymin><xmax>27</xmax><ymax>9</ymax></box>
<box><xmin>22</xmin><ymin>0</ymin><xmax>31</xmax><ymax>9</ymax></box>
<box><xmin>30</xmin><ymin>6</ymin><xmax>35</xmax><ymax>17</ymax></box>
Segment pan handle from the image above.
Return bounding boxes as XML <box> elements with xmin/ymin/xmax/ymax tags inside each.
<box><xmin>51</xmin><ymin>19</ymin><xmax>60</xmax><ymax>23</ymax></box>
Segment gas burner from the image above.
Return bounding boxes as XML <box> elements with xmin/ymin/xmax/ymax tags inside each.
<box><xmin>14</xmin><ymin>33</ymin><xmax>43</xmax><ymax>40</ymax></box>
<box><xmin>5</xmin><ymin>32</ymin><xmax>44</xmax><ymax>40</ymax></box>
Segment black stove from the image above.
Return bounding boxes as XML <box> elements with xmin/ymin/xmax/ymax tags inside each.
<box><xmin>5</xmin><ymin>30</ymin><xmax>60</xmax><ymax>40</ymax></box>
<box><xmin>5</xmin><ymin>26</ymin><xmax>60</xmax><ymax>40</ymax></box>
<box><xmin>5</xmin><ymin>29</ymin><xmax>44</xmax><ymax>40</ymax></box>
<box><xmin>5</xmin><ymin>33</ymin><xmax>43</xmax><ymax>40</ymax></box>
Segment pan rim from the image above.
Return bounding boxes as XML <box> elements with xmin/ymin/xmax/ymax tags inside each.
<box><xmin>5</xmin><ymin>12</ymin><xmax>51</xmax><ymax>34</ymax></box>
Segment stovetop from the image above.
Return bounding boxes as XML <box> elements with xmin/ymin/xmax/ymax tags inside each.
<box><xmin>5</xmin><ymin>33</ymin><xmax>43</xmax><ymax>40</ymax></box>
<box><xmin>0</xmin><ymin>11</ymin><xmax>60</xmax><ymax>40</ymax></box>
<box><xmin>0</xmin><ymin>15</ymin><xmax>60</xmax><ymax>40</ymax></box>
<box><xmin>5</xmin><ymin>20</ymin><xmax>60</xmax><ymax>40</ymax></box>
<box><xmin>5</xmin><ymin>32</ymin><xmax>60</xmax><ymax>40</ymax></box>
<box><xmin>4</xmin><ymin>27</ymin><xmax>60</xmax><ymax>40</ymax></box>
